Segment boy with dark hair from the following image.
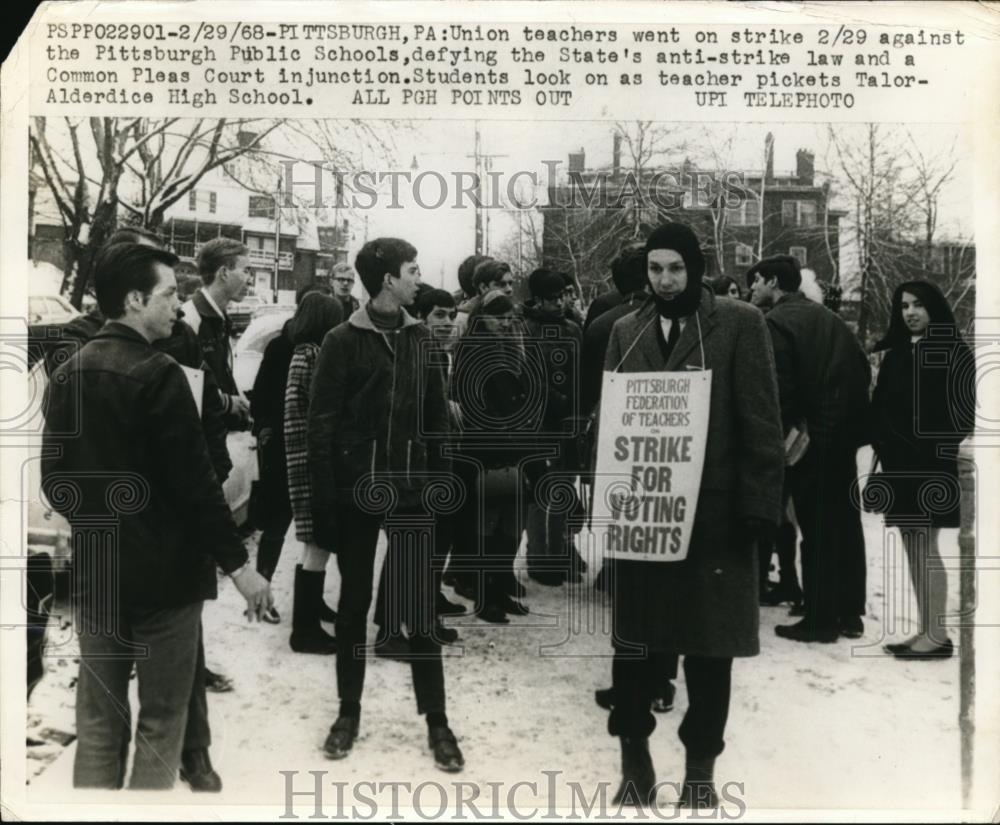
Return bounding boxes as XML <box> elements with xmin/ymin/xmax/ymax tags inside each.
<box><xmin>308</xmin><ymin>237</ymin><xmax>464</xmax><ymax>771</ymax></box>
<box><xmin>454</xmin><ymin>254</ymin><xmax>494</xmax><ymax>336</ymax></box>
<box><xmin>42</xmin><ymin>243</ymin><xmax>272</xmax><ymax>791</ymax></box>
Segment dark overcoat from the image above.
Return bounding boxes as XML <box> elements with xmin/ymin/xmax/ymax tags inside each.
<box><xmin>602</xmin><ymin>290</ymin><xmax>784</xmax><ymax>657</ymax></box>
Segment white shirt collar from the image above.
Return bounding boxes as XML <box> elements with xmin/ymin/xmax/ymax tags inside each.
<box><xmin>200</xmin><ymin>288</ymin><xmax>227</xmax><ymax>319</ymax></box>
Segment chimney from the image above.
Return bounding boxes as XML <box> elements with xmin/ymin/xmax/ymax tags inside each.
<box><xmin>612</xmin><ymin>133</ymin><xmax>622</xmax><ymax>178</ymax></box>
<box><xmin>568</xmin><ymin>147</ymin><xmax>586</xmax><ymax>174</ymax></box>
<box><xmin>764</xmin><ymin>132</ymin><xmax>775</xmax><ymax>184</ymax></box>
<box><xmin>796</xmin><ymin>149</ymin><xmax>815</xmax><ymax>185</ymax></box>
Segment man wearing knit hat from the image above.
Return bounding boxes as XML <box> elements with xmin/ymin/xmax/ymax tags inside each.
<box><xmin>601</xmin><ymin>222</ymin><xmax>784</xmax><ymax>809</ymax></box>
<box><xmin>747</xmin><ymin>256</ymin><xmax>871</xmax><ymax>643</ymax></box>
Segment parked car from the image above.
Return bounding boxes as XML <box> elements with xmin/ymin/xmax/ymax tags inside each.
<box><xmin>28</xmin><ymin>294</ymin><xmax>79</xmax><ymax>326</ymax></box>
<box><xmin>232</xmin><ymin>309</ymin><xmax>294</xmax><ymax>399</ymax></box>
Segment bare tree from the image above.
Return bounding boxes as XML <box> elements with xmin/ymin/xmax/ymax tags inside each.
<box><xmin>30</xmin><ymin>117</ymin><xmax>286</xmax><ymax>307</ymax></box>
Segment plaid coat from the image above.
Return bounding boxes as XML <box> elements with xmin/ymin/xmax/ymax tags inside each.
<box><xmin>284</xmin><ymin>343</ymin><xmax>320</xmax><ymax>542</ymax></box>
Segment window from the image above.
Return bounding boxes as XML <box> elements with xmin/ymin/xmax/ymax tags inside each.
<box><xmin>782</xmin><ymin>200</ymin><xmax>817</xmax><ymax>227</ymax></box>
<box><xmin>248</xmin><ymin>196</ymin><xmax>275</xmax><ymax>220</ymax></box>
<box><xmin>789</xmin><ymin>246</ymin><xmax>808</xmax><ymax>266</ymax></box>
<box><xmin>188</xmin><ymin>190</ymin><xmax>197</xmax><ymax>211</ymax></box>
<box><xmin>729</xmin><ymin>198</ymin><xmax>760</xmax><ymax>226</ymax></box>
<box><xmin>735</xmin><ymin>243</ymin><xmax>754</xmax><ymax>267</ymax></box>
<box><xmin>208</xmin><ymin>192</ymin><xmax>217</xmax><ymax>214</ymax></box>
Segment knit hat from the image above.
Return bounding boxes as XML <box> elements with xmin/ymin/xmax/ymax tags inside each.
<box><xmin>644</xmin><ymin>222</ymin><xmax>705</xmax><ymax>319</ymax></box>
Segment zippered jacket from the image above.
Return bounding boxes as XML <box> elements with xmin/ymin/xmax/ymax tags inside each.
<box><xmin>307</xmin><ymin>307</ymin><xmax>452</xmax><ymax>529</ymax></box>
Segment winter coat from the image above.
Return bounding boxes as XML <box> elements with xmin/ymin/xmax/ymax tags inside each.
<box><xmin>250</xmin><ymin>326</ymin><xmax>294</xmax><ymax>527</ymax></box>
<box><xmin>581</xmin><ymin>290</ymin><xmax>648</xmax><ymax>416</ymax></box>
<box><xmin>155</xmin><ymin>317</ymin><xmax>233</xmax><ymax>483</ymax></box>
<box><xmin>583</xmin><ymin>289</ymin><xmax>625</xmax><ymax>331</ymax></box>
<box><xmin>603</xmin><ymin>290</ymin><xmax>784</xmax><ymax>657</ymax></box>
<box><xmin>451</xmin><ymin>326</ymin><xmax>538</xmax><ymax>471</ymax></box>
<box><xmin>41</xmin><ymin>323</ymin><xmax>247</xmax><ymax>617</ymax></box>
<box><xmin>764</xmin><ymin>292</ymin><xmax>871</xmax><ymax>449</ymax></box>
<box><xmin>307</xmin><ymin>307</ymin><xmax>451</xmax><ymax>528</ymax></box>
<box><xmin>871</xmin><ymin>337</ymin><xmax>975</xmax><ymax>528</ymax></box>
<box><xmin>181</xmin><ymin>289</ymin><xmax>241</xmax><ymax>423</ymax></box>
<box><xmin>285</xmin><ymin>343</ymin><xmax>320</xmax><ymax>542</ymax></box>
<box><xmin>518</xmin><ymin>303</ymin><xmax>583</xmax><ymax>434</ymax></box>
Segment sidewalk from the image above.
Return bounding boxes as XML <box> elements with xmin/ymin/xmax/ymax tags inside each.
<box><xmin>28</xmin><ymin>483</ymin><xmax>963</xmax><ymax>812</ymax></box>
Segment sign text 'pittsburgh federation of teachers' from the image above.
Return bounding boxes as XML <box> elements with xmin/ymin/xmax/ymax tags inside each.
<box><xmin>593</xmin><ymin>371</ymin><xmax>711</xmax><ymax>562</ymax></box>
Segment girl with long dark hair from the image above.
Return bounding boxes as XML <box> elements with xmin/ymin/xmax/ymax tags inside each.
<box><xmin>284</xmin><ymin>292</ymin><xmax>344</xmax><ymax>654</ymax></box>
<box><xmin>872</xmin><ymin>281</ymin><xmax>975</xmax><ymax>659</ymax></box>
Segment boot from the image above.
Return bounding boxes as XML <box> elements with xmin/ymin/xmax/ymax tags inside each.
<box><xmin>305</xmin><ymin>564</ymin><xmax>338</xmax><ymax>623</ymax></box>
<box><xmin>611</xmin><ymin>737</ymin><xmax>657</xmax><ymax>807</ymax></box>
<box><xmin>289</xmin><ymin>566</ymin><xmax>337</xmax><ymax>655</ymax></box>
<box><xmin>676</xmin><ymin>755</ymin><xmax>718</xmax><ymax>809</ymax></box>
<box><xmin>179</xmin><ymin>748</ymin><xmax>222</xmax><ymax>792</ymax></box>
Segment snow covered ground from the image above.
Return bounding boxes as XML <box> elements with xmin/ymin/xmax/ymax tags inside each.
<box><xmin>26</xmin><ymin>460</ymin><xmax>966</xmax><ymax>815</ymax></box>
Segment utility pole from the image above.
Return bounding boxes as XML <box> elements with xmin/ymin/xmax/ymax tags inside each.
<box><xmin>273</xmin><ymin>174</ymin><xmax>281</xmax><ymax>303</ymax></box>
<box><xmin>467</xmin><ymin>122</ymin><xmax>508</xmax><ymax>258</ymax></box>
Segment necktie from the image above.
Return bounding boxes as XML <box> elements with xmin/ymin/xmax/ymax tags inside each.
<box><xmin>658</xmin><ymin>317</ymin><xmax>682</xmax><ymax>365</ymax></box>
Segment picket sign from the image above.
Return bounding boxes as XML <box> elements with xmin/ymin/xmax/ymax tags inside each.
<box><xmin>592</xmin><ymin>370</ymin><xmax>711</xmax><ymax>562</ymax></box>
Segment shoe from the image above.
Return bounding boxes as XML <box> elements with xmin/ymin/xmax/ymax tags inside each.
<box><xmin>884</xmin><ymin>641</ymin><xmax>913</xmax><ymax>655</ymax></box>
<box><xmin>760</xmin><ymin>581</ymin><xmax>804</xmax><ymax>607</ymax></box>
<box><xmin>788</xmin><ymin>603</ymin><xmax>806</xmax><ymax>617</ymax></box>
<box><xmin>323</xmin><ymin>716</ymin><xmax>358</xmax><ymax>759</ymax></box>
<box><xmin>374</xmin><ymin>631</ymin><xmax>411</xmax><ymax>660</ymax></box>
<box><xmin>775</xmin><ymin>620</ymin><xmax>839</xmax><ymax>643</ymax></box>
<box><xmin>453</xmin><ymin>578</ymin><xmax>479</xmax><ymax>602</ymax></box>
<box><xmin>500</xmin><ymin>596</ymin><xmax>529</xmax><ymax>616</ymax></box>
<box><xmin>840</xmin><ymin>616</ymin><xmax>864</xmax><ymax>639</ymax></box>
<box><xmin>502</xmin><ymin>574</ymin><xmax>527</xmax><ymax>599</ymax></box>
<box><xmin>652</xmin><ymin>682</ymin><xmax>675</xmax><ymax>713</ymax></box>
<box><xmin>435</xmin><ymin>623</ymin><xmax>460</xmax><ymax>645</ymax></box>
<box><xmin>676</xmin><ymin>755</ymin><xmax>718</xmax><ymax>809</ymax></box>
<box><xmin>528</xmin><ymin>570</ymin><xmax>565</xmax><ymax>587</ymax></box>
<box><xmin>179</xmin><ymin>748</ymin><xmax>222</xmax><ymax>792</ymax></box>
<box><xmin>428</xmin><ymin>725</ymin><xmax>465</xmax><ymax>772</ymax></box>
<box><xmin>289</xmin><ymin>566</ymin><xmax>337</xmax><ymax>655</ymax></box>
<box><xmin>436</xmin><ymin>593</ymin><xmax>466</xmax><ymax>617</ymax></box>
<box><xmin>890</xmin><ymin>639</ymin><xmax>954</xmax><ymax>660</ymax></box>
<box><xmin>477</xmin><ymin>603</ymin><xmax>510</xmax><ymax>624</ymax></box>
<box><xmin>204</xmin><ymin>669</ymin><xmax>234</xmax><ymax>693</ymax></box>
<box><xmin>611</xmin><ymin>737</ymin><xmax>657</xmax><ymax>807</ymax></box>
<box><xmin>262</xmin><ymin>606</ymin><xmax>281</xmax><ymax>624</ymax></box>
<box><xmin>595</xmin><ymin>687</ymin><xmax>615</xmax><ymax>710</ymax></box>
<box><xmin>318</xmin><ymin>602</ymin><xmax>338</xmax><ymax>624</ymax></box>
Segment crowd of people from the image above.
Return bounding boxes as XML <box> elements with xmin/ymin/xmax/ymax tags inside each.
<box><xmin>38</xmin><ymin>219</ymin><xmax>975</xmax><ymax>808</ymax></box>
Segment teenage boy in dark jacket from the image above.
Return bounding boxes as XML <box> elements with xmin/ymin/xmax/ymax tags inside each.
<box><xmin>520</xmin><ymin>269</ymin><xmax>585</xmax><ymax>585</ymax></box>
<box><xmin>41</xmin><ymin>243</ymin><xmax>272</xmax><ymax>791</ymax></box>
<box><xmin>307</xmin><ymin>237</ymin><xmax>464</xmax><ymax>772</ymax></box>
<box><xmin>749</xmin><ymin>256</ymin><xmax>872</xmax><ymax>642</ymax></box>
<box><xmin>181</xmin><ymin>238</ymin><xmax>254</xmax><ymax>430</ymax></box>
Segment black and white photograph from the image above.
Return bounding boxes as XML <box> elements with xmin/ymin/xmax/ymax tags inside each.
<box><xmin>1</xmin><ymin>1</ymin><xmax>998</xmax><ymax>821</ymax></box>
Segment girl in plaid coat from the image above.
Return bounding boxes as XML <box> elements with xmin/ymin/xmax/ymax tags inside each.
<box><xmin>283</xmin><ymin>292</ymin><xmax>344</xmax><ymax>654</ymax></box>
